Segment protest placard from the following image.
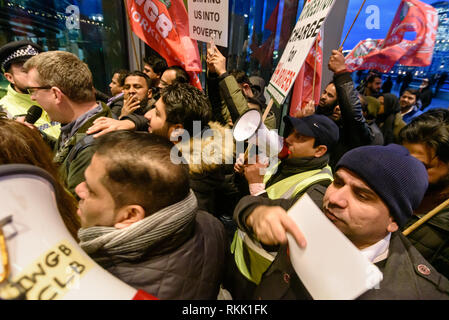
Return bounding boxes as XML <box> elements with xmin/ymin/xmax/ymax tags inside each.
<box><xmin>188</xmin><ymin>0</ymin><xmax>228</xmax><ymax>47</ymax></box>
<box><xmin>268</xmin><ymin>0</ymin><xmax>336</xmax><ymax>105</ymax></box>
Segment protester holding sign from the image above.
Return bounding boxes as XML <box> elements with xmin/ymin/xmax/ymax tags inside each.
<box><xmin>315</xmin><ymin>49</ymin><xmax>375</xmax><ymax>168</ymax></box>
<box><xmin>206</xmin><ymin>47</ymin><xmax>277</xmax><ymax>129</ymax></box>
<box><xmin>233</xmin><ymin>144</ymin><xmax>449</xmax><ymax>299</ymax></box>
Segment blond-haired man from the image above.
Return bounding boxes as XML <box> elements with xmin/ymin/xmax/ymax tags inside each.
<box><xmin>24</xmin><ymin>51</ymin><xmax>112</xmax><ymax>196</ymax></box>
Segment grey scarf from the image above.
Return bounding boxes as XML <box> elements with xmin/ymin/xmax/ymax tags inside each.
<box><xmin>78</xmin><ymin>190</ymin><xmax>197</xmax><ymax>261</ymax></box>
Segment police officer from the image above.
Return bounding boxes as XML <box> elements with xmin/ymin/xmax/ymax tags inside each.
<box><xmin>0</xmin><ymin>40</ymin><xmax>60</xmax><ymax>138</ymax></box>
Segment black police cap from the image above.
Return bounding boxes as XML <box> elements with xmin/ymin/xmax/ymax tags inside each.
<box><xmin>0</xmin><ymin>40</ymin><xmax>42</xmax><ymax>73</ymax></box>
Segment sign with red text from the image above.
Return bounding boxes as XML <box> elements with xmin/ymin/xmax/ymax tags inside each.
<box><xmin>188</xmin><ymin>0</ymin><xmax>228</xmax><ymax>47</ymax></box>
<box><xmin>267</xmin><ymin>0</ymin><xmax>336</xmax><ymax>105</ymax></box>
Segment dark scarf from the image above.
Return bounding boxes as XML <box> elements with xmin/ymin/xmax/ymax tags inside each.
<box><xmin>266</xmin><ymin>154</ymin><xmax>330</xmax><ymax>188</ymax></box>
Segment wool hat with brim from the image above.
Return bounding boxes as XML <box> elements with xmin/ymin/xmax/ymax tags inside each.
<box><xmin>0</xmin><ymin>40</ymin><xmax>42</xmax><ymax>73</ymax></box>
<box><xmin>284</xmin><ymin>114</ymin><xmax>339</xmax><ymax>149</ymax></box>
<box><xmin>335</xmin><ymin>144</ymin><xmax>428</xmax><ymax>228</ymax></box>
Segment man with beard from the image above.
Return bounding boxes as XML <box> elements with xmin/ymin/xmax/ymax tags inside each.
<box><xmin>86</xmin><ymin>66</ymin><xmax>189</xmax><ymax>137</ymax></box>
<box><xmin>400</xmin><ymin>88</ymin><xmax>423</xmax><ymax>124</ymax></box>
<box><xmin>115</xmin><ymin>71</ymin><xmax>156</xmax><ymax>120</ymax></box>
<box><xmin>361</xmin><ymin>73</ymin><xmax>382</xmax><ymax>98</ymax></box>
<box><xmin>144</xmin><ymin>82</ymin><xmax>234</xmax><ymax>216</ymax></box>
<box><xmin>316</xmin><ymin>49</ymin><xmax>375</xmax><ymax>168</ymax></box>
<box><xmin>0</xmin><ymin>40</ymin><xmax>60</xmax><ymax>138</ymax></box>
<box><xmin>75</xmin><ymin>131</ymin><xmax>227</xmax><ymax>299</ymax></box>
<box><xmin>399</xmin><ymin>109</ymin><xmax>449</xmax><ymax>279</ymax></box>
<box><xmin>232</xmin><ymin>144</ymin><xmax>449</xmax><ymax>299</ymax></box>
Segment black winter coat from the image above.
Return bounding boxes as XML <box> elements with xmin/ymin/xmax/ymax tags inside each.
<box><xmin>95</xmin><ymin>211</ymin><xmax>228</xmax><ymax>300</ymax></box>
<box><xmin>405</xmin><ymin>205</ymin><xmax>449</xmax><ymax>280</ymax></box>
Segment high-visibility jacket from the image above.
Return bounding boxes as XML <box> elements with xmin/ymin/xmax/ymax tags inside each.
<box><xmin>0</xmin><ymin>84</ymin><xmax>60</xmax><ymax>139</ymax></box>
<box><xmin>231</xmin><ymin>163</ymin><xmax>333</xmax><ymax>284</ymax></box>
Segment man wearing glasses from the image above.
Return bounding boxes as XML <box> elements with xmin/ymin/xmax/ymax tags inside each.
<box><xmin>24</xmin><ymin>51</ymin><xmax>112</xmax><ymax>197</ymax></box>
<box><xmin>0</xmin><ymin>40</ymin><xmax>60</xmax><ymax>139</ymax></box>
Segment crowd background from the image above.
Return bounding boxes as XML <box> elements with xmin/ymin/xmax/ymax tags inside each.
<box><xmin>1</xmin><ymin>0</ymin><xmax>449</xmax><ymax>302</ymax></box>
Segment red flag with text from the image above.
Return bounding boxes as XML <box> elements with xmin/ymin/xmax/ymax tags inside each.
<box><xmin>126</xmin><ymin>0</ymin><xmax>202</xmax><ymax>89</ymax></box>
<box><xmin>290</xmin><ymin>32</ymin><xmax>323</xmax><ymax>116</ymax></box>
<box><xmin>345</xmin><ymin>0</ymin><xmax>438</xmax><ymax>73</ymax></box>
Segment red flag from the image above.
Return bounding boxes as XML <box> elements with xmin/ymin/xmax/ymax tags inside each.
<box><xmin>126</xmin><ymin>0</ymin><xmax>202</xmax><ymax>89</ymax></box>
<box><xmin>251</xmin><ymin>0</ymin><xmax>299</xmax><ymax>69</ymax></box>
<box><xmin>290</xmin><ymin>32</ymin><xmax>323</xmax><ymax>116</ymax></box>
<box><xmin>345</xmin><ymin>0</ymin><xmax>438</xmax><ymax>73</ymax></box>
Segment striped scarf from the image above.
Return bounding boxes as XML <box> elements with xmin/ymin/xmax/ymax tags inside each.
<box><xmin>78</xmin><ymin>190</ymin><xmax>197</xmax><ymax>261</ymax></box>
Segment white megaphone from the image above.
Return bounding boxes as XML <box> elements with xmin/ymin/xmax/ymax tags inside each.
<box><xmin>0</xmin><ymin>164</ymin><xmax>156</xmax><ymax>300</ymax></box>
<box><xmin>233</xmin><ymin>109</ymin><xmax>289</xmax><ymax>159</ymax></box>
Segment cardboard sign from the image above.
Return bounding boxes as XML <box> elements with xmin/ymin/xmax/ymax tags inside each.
<box><xmin>268</xmin><ymin>0</ymin><xmax>336</xmax><ymax>105</ymax></box>
<box><xmin>188</xmin><ymin>0</ymin><xmax>229</xmax><ymax>47</ymax></box>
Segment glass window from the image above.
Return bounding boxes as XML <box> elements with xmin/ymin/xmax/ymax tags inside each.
<box><xmin>0</xmin><ymin>0</ymin><xmax>129</xmax><ymax>95</ymax></box>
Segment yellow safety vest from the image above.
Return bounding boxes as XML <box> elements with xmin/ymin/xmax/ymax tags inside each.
<box><xmin>231</xmin><ymin>163</ymin><xmax>333</xmax><ymax>284</ymax></box>
<box><xmin>0</xmin><ymin>84</ymin><xmax>60</xmax><ymax>139</ymax></box>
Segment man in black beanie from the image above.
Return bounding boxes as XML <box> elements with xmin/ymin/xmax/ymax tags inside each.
<box><xmin>232</xmin><ymin>144</ymin><xmax>449</xmax><ymax>299</ymax></box>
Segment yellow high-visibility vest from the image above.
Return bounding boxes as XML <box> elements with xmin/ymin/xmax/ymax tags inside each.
<box><xmin>231</xmin><ymin>164</ymin><xmax>333</xmax><ymax>284</ymax></box>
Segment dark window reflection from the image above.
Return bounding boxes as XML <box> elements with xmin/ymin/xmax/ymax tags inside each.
<box><xmin>0</xmin><ymin>0</ymin><xmax>129</xmax><ymax>94</ymax></box>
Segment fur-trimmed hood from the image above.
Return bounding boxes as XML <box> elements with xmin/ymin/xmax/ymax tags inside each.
<box><xmin>175</xmin><ymin>121</ymin><xmax>235</xmax><ymax>175</ymax></box>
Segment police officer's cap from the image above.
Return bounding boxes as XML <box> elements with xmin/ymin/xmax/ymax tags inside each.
<box><xmin>0</xmin><ymin>40</ymin><xmax>42</xmax><ymax>73</ymax></box>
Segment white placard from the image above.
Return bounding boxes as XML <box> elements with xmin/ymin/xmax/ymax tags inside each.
<box><xmin>268</xmin><ymin>0</ymin><xmax>336</xmax><ymax>105</ymax></box>
<box><xmin>287</xmin><ymin>194</ymin><xmax>383</xmax><ymax>300</ymax></box>
<box><xmin>188</xmin><ymin>0</ymin><xmax>229</xmax><ymax>47</ymax></box>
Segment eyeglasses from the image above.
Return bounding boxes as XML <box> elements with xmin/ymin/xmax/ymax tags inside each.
<box><xmin>26</xmin><ymin>86</ymin><xmax>52</xmax><ymax>95</ymax></box>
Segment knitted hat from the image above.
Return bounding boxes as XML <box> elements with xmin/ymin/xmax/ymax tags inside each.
<box><xmin>336</xmin><ymin>144</ymin><xmax>428</xmax><ymax>228</ymax></box>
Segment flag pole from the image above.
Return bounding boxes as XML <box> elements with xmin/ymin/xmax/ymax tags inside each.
<box><xmin>123</xmin><ymin>0</ymin><xmax>141</xmax><ymax>70</ymax></box>
<box><xmin>312</xmin><ymin>35</ymin><xmax>319</xmax><ymax>104</ymax></box>
<box><xmin>339</xmin><ymin>0</ymin><xmax>367</xmax><ymax>50</ymax></box>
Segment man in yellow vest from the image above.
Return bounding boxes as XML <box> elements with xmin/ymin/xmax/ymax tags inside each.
<box><xmin>228</xmin><ymin>114</ymin><xmax>339</xmax><ymax>298</ymax></box>
<box><xmin>0</xmin><ymin>40</ymin><xmax>60</xmax><ymax>139</ymax></box>
<box><xmin>242</xmin><ymin>114</ymin><xmax>339</xmax><ymax>200</ymax></box>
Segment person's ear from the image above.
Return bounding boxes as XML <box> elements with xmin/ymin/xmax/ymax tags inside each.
<box><xmin>314</xmin><ymin>145</ymin><xmax>328</xmax><ymax>158</ymax></box>
<box><xmin>168</xmin><ymin>123</ymin><xmax>185</xmax><ymax>141</ymax></box>
<box><xmin>51</xmin><ymin>87</ymin><xmax>64</xmax><ymax>104</ymax></box>
<box><xmin>386</xmin><ymin>217</ymin><xmax>399</xmax><ymax>233</ymax></box>
<box><xmin>242</xmin><ymin>83</ymin><xmax>253</xmax><ymax>97</ymax></box>
<box><xmin>114</xmin><ymin>205</ymin><xmax>146</xmax><ymax>229</ymax></box>
<box><xmin>147</xmin><ymin>88</ymin><xmax>152</xmax><ymax>99</ymax></box>
<box><xmin>3</xmin><ymin>72</ymin><xmax>13</xmax><ymax>84</ymax></box>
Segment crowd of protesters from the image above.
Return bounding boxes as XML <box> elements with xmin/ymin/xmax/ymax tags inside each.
<box><xmin>1</xmin><ymin>39</ymin><xmax>449</xmax><ymax>300</ymax></box>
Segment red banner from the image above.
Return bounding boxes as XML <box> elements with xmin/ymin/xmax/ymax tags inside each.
<box><xmin>126</xmin><ymin>0</ymin><xmax>202</xmax><ymax>88</ymax></box>
<box><xmin>345</xmin><ymin>0</ymin><xmax>438</xmax><ymax>73</ymax></box>
<box><xmin>290</xmin><ymin>32</ymin><xmax>323</xmax><ymax>116</ymax></box>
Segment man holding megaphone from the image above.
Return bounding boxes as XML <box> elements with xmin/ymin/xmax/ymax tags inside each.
<box><xmin>228</xmin><ymin>113</ymin><xmax>339</xmax><ymax>299</ymax></box>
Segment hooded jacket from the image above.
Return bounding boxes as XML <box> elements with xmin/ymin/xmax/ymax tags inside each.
<box><xmin>176</xmin><ymin>121</ymin><xmax>235</xmax><ymax>216</ymax></box>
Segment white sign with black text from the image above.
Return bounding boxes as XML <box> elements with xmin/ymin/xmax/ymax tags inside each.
<box><xmin>188</xmin><ymin>0</ymin><xmax>228</xmax><ymax>47</ymax></box>
<box><xmin>268</xmin><ymin>0</ymin><xmax>336</xmax><ymax>105</ymax></box>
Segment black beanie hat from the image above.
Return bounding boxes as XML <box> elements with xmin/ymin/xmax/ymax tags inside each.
<box><xmin>336</xmin><ymin>144</ymin><xmax>428</xmax><ymax>228</ymax></box>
